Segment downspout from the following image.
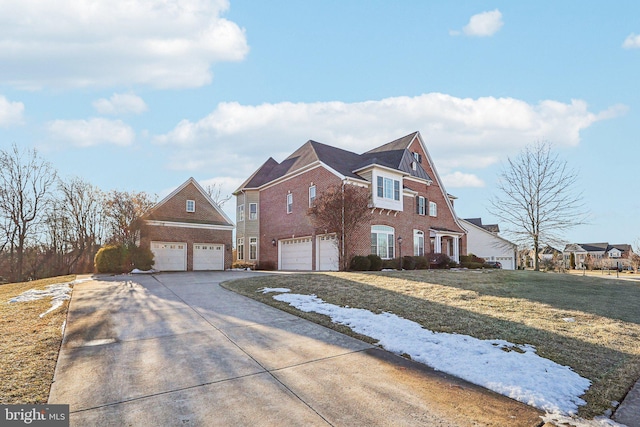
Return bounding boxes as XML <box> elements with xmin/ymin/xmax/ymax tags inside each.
<box><xmin>341</xmin><ymin>180</ymin><xmax>346</xmax><ymax>271</ymax></box>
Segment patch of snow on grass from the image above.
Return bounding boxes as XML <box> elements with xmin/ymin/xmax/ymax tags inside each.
<box><xmin>8</xmin><ymin>278</ymin><xmax>89</xmax><ymax>317</ymax></box>
<box><xmin>541</xmin><ymin>413</ymin><xmax>626</xmax><ymax>426</ymax></box>
<box><xmin>259</xmin><ymin>287</ymin><xmax>291</xmax><ymax>294</ymax></box>
<box><xmin>273</xmin><ymin>292</ymin><xmax>591</xmax><ymax>415</ymax></box>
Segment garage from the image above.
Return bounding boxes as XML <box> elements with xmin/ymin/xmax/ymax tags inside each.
<box><xmin>496</xmin><ymin>256</ymin><xmax>515</xmax><ymax>270</ymax></box>
<box><xmin>279</xmin><ymin>237</ymin><xmax>312</xmax><ymax>270</ymax></box>
<box><xmin>317</xmin><ymin>234</ymin><xmax>339</xmax><ymax>271</ymax></box>
<box><xmin>151</xmin><ymin>241</ymin><xmax>187</xmax><ymax>271</ymax></box>
<box><xmin>193</xmin><ymin>244</ymin><xmax>225</xmax><ymax>271</ymax></box>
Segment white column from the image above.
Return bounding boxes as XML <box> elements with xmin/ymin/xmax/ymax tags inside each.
<box><xmin>435</xmin><ymin>235</ymin><xmax>442</xmax><ymax>253</ymax></box>
<box><xmin>453</xmin><ymin>236</ymin><xmax>459</xmax><ymax>263</ymax></box>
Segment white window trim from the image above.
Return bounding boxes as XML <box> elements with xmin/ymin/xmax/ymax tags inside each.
<box><xmin>186</xmin><ymin>199</ymin><xmax>195</xmax><ymax>213</ymax></box>
<box><xmin>249</xmin><ymin>237</ymin><xmax>258</xmax><ymax>260</ymax></box>
<box><xmin>286</xmin><ymin>193</ymin><xmax>293</xmax><ymax>214</ymax></box>
<box><xmin>309</xmin><ymin>185</ymin><xmax>316</xmax><ymax>207</ymax></box>
<box><xmin>238</xmin><ymin>204</ymin><xmax>245</xmax><ymax>222</ymax></box>
<box><xmin>417</xmin><ymin>196</ymin><xmax>426</xmax><ymax>216</ymax></box>
<box><xmin>249</xmin><ymin>203</ymin><xmax>258</xmax><ymax>220</ymax></box>
<box><xmin>371</xmin><ymin>225</ymin><xmax>395</xmax><ymax>260</ymax></box>
<box><xmin>429</xmin><ymin>201</ymin><xmax>437</xmax><ymax>217</ymax></box>
<box><xmin>372</xmin><ymin>170</ymin><xmax>403</xmax><ymax>211</ymax></box>
<box><xmin>237</xmin><ymin>238</ymin><xmax>244</xmax><ymax>261</ymax></box>
<box><xmin>414</xmin><ymin>230</ymin><xmax>425</xmax><ymax>257</ymax></box>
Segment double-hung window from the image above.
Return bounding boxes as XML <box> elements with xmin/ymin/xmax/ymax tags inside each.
<box><xmin>249</xmin><ymin>203</ymin><xmax>257</xmax><ymax>220</ymax></box>
<box><xmin>249</xmin><ymin>237</ymin><xmax>257</xmax><ymax>260</ymax></box>
<box><xmin>377</xmin><ymin>176</ymin><xmax>400</xmax><ymax>201</ymax></box>
<box><xmin>371</xmin><ymin>225</ymin><xmax>395</xmax><ymax>259</ymax></box>
<box><xmin>186</xmin><ymin>200</ymin><xmax>195</xmax><ymax>213</ymax></box>
<box><xmin>286</xmin><ymin>193</ymin><xmax>293</xmax><ymax>214</ymax></box>
<box><xmin>309</xmin><ymin>185</ymin><xmax>316</xmax><ymax>207</ymax></box>
<box><xmin>429</xmin><ymin>201</ymin><xmax>437</xmax><ymax>217</ymax></box>
<box><xmin>417</xmin><ymin>196</ymin><xmax>426</xmax><ymax>215</ymax></box>
<box><xmin>237</xmin><ymin>238</ymin><xmax>244</xmax><ymax>260</ymax></box>
<box><xmin>238</xmin><ymin>204</ymin><xmax>245</xmax><ymax>222</ymax></box>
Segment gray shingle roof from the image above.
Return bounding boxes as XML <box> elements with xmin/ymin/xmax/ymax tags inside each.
<box><xmin>240</xmin><ymin>132</ymin><xmax>433</xmax><ymax>190</ymax></box>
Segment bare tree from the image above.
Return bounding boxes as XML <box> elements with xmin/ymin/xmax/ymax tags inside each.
<box><xmin>308</xmin><ymin>183</ymin><xmax>370</xmax><ymax>271</ymax></box>
<box><xmin>205</xmin><ymin>183</ymin><xmax>232</xmax><ymax>207</ymax></box>
<box><xmin>0</xmin><ymin>144</ymin><xmax>57</xmax><ymax>281</ymax></box>
<box><xmin>48</xmin><ymin>177</ymin><xmax>106</xmax><ymax>273</ymax></box>
<box><xmin>489</xmin><ymin>141</ymin><xmax>586</xmax><ymax>271</ymax></box>
<box><xmin>104</xmin><ymin>190</ymin><xmax>156</xmax><ymax>247</ymax></box>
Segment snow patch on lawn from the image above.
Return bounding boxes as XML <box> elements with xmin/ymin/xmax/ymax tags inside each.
<box><xmin>273</xmin><ymin>292</ymin><xmax>592</xmax><ymax>416</ymax></box>
<box><xmin>541</xmin><ymin>413</ymin><xmax>627</xmax><ymax>426</ymax></box>
<box><xmin>259</xmin><ymin>287</ymin><xmax>291</xmax><ymax>294</ymax></box>
<box><xmin>8</xmin><ymin>278</ymin><xmax>91</xmax><ymax>317</ymax></box>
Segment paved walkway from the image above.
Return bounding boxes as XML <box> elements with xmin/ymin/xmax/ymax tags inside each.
<box><xmin>49</xmin><ymin>271</ymin><xmax>546</xmax><ymax>426</ymax></box>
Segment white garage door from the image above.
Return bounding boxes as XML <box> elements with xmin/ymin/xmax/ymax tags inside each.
<box><xmin>496</xmin><ymin>256</ymin><xmax>514</xmax><ymax>270</ymax></box>
<box><xmin>279</xmin><ymin>237</ymin><xmax>312</xmax><ymax>270</ymax></box>
<box><xmin>193</xmin><ymin>244</ymin><xmax>225</xmax><ymax>271</ymax></box>
<box><xmin>317</xmin><ymin>234</ymin><xmax>339</xmax><ymax>271</ymax></box>
<box><xmin>151</xmin><ymin>242</ymin><xmax>186</xmax><ymax>271</ymax></box>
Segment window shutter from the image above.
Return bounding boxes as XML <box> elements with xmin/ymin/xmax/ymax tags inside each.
<box><xmin>394</xmin><ymin>180</ymin><xmax>400</xmax><ymax>201</ymax></box>
<box><xmin>377</xmin><ymin>176</ymin><xmax>383</xmax><ymax>197</ymax></box>
<box><xmin>416</xmin><ymin>196</ymin><xmax>420</xmax><ymax>214</ymax></box>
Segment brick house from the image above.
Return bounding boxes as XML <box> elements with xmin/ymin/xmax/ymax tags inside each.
<box><xmin>140</xmin><ymin>177</ymin><xmax>234</xmax><ymax>271</ymax></box>
<box><xmin>234</xmin><ymin>131</ymin><xmax>467</xmax><ymax>270</ymax></box>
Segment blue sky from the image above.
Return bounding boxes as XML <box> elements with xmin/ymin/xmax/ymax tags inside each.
<box><xmin>0</xmin><ymin>0</ymin><xmax>638</xmax><ymax>247</ymax></box>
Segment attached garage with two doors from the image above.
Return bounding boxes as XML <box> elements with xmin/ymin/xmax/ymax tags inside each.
<box><xmin>278</xmin><ymin>234</ymin><xmax>339</xmax><ymax>271</ymax></box>
<box><xmin>150</xmin><ymin>242</ymin><xmax>226</xmax><ymax>271</ymax></box>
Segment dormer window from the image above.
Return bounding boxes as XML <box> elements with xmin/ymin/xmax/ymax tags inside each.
<box><xmin>186</xmin><ymin>200</ymin><xmax>195</xmax><ymax>212</ymax></box>
<box><xmin>413</xmin><ymin>152</ymin><xmax>422</xmax><ymax>163</ymax></box>
<box><xmin>377</xmin><ymin>176</ymin><xmax>400</xmax><ymax>201</ymax></box>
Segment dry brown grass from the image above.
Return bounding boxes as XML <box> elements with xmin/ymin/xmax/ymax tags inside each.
<box><xmin>0</xmin><ymin>275</ymin><xmax>75</xmax><ymax>404</ymax></box>
<box><xmin>223</xmin><ymin>269</ymin><xmax>640</xmax><ymax>418</ymax></box>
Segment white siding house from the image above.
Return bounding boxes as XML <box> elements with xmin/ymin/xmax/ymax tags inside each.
<box><xmin>460</xmin><ymin>218</ymin><xmax>518</xmax><ymax>270</ymax></box>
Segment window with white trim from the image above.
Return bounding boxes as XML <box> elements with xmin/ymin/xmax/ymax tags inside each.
<box><xmin>371</xmin><ymin>225</ymin><xmax>395</xmax><ymax>259</ymax></box>
<box><xmin>417</xmin><ymin>196</ymin><xmax>426</xmax><ymax>215</ymax></box>
<box><xmin>249</xmin><ymin>237</ymin><xmax>257</xmax><ymax>260</ymax></box>
<box><xmin>286</xmin><ymin>193</ymin><xmax>293</xmax><ymax>214</ymax></box>
<box><xmin>237</xmin><ymin>238</ymin><xmax>244</xmax><ymax>260</ymax></box>
<box><xmin>238</xmin><ymin>204</ymin><xmax>244</xmax><ymax>222</ymax></box>
<box><xmin>413</xmin><ymin>152</ymin><xmax>422</xmax><ymax>163</ymax></box>
<box><xmin>249</xmin><ymin>203</ymin><xmax>257</xmax><ymax>220</ymax></box>
<box><xmin>414</xmin><ymin>230</ymin><xmax>425</xmax><ymax>256</ymax></box>
<box><xmin>377</xmin><ymin>176</ymin><xmax>400</xmax><ymax>201</ymax></box>
<box><xmin>429</xmin><ymin>201</ymin><xmax>437</xmax><ymax>217</ymax></box>
<box><xmin>309</xmin><ymin>185</ymin><xmax>316</xmax><ymax>207</ymax></box>
<box><xmin>186</xmin><ymin>200</ymin><xmax>195</xmax><ymax>212</ymax></box>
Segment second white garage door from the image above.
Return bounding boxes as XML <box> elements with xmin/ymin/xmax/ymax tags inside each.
<box><xmin>279</xmin><ymin>237</ymin><xmax>312</xmax><ymax>270</ymax></box>
<box><xmin>193</xmin><ymin>244</ymin><xmax>225</xmax><ymax>270</ymax></box>
<box><xmin>317</xmin><ymin>234</ymin><xmax>339</xmax><ymax>271</ymax></box>
<box><xmin>151</xmin><ymin>242</ymin><xmax>187</xmax><ymax>271</ymax></box>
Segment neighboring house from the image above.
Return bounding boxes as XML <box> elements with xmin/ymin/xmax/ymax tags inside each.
<box><xmin>140</xmin><ymin>178</ymin><xmax>234</xmax><ymax>271</ymax></box>
<box><xmin>563</xmin><ymin>243</ymin><xmax>634</xmax><ymax>269</ymax></box>
<box><xmin>234</xmin><ymin>131</ymin><xmax>467</xmax><ymax>271</ymax></box>
<box><xmin>539</xmin><ymin>245</ymin><xmax>561</xmax><ymax>261</ymax></box>
<box><xmin>460</xmin><ymin>218</ymin><xmax>518</xmax><ymax>270</ymax></box>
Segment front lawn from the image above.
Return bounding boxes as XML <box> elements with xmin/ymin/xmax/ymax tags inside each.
<box><xmin>0</xmin><ymin>275</ymin><xmax>75</xmax><ymax>404</ymax></box>
<box><xmin>222</xmin><ymin>269</ymin><xmax>640</xmax><ymax>419</ymax></box>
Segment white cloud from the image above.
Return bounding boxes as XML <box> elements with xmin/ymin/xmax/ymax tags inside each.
<box><xmin>442</xmin><ymin>172</ymin><xmax>485</xmax><ymax>188</ymax></box>
<box><xmin>0</xmin><ymin>95</ymin><xmax>24</xmax><ymax>127</ymax></box>
<box><xmin>93</xmin><ymin>93</ymin><xmax>148</xmax><ymax>115</ymax></box>
<box><xmin>0</xmin><ymin>0</ymin><xmax>248</xmax><ymax>89</ymax></box>
<box><xmin>460</xmin><ymin>9</ymin><xmax>503</xmax><ymax>37</ymax></box>
<box><xmin>622</xmin><ymin>33</ymin><xmax>640</xmax><ymax>49</ymax></box>
<box><xmin>47</xmin><ymin>118</ymin><xmax>135</xmax><ymax>147</ymax></box>
<box><xmin>154</xmin><ymin>93</ymin><xmax>621</xmax><ymax>189</ymax></box>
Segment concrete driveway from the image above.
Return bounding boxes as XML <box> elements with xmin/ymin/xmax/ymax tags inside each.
<box><xmin>49</xmin><ymin>272</ymin><xmax>543</xmax><ymax>426</ymax></box>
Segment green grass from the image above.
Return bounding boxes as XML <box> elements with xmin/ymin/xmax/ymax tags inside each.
<box><xmin>0</xmin><ymin>275</ymin><xmax>75</xmax><ymax>404</ymax></box>
<box><xmin>222</xmin><ymin>269</ymin><xmax>640</xmax><ymax>418</ymax></box>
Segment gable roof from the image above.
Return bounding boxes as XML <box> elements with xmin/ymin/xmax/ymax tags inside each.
<box><xmin>236</xmin><ymin>132</ymin><xmax>435</xmax><ymax>192</ymax></box>
<box><xmin>458</xmin><ymin>218</ymin><xmax>516</xmax><ymax>248</ymax></box>
<box><xmin>463</xmin><ymin>218</ymin><xmax>500</xmax><ymax>233</ymax></box>
<box><xmin>148</xmin><ymin>177</ymin><xmax>234</xmax><ymax>226</ymax></box>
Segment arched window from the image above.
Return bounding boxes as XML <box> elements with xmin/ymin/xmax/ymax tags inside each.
<box><xmin>371</xmin><ymin>225</ymin><xmax>395</xmax><ymax>259</ymax></box>
<box><xmin>414</xmin><ymin>230</ymin><xmax>424</xmax><ymax>256</ymax></box>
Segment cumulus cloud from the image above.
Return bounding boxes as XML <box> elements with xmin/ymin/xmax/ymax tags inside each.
<box><xmin>0</xmin><ymin>0</ymin><xmax>248</xmax><ymax>89</ymax></box>
<box><xmin>93</xmin><ymin>93</ymin><xmax>148</xmax><ymax>115</ymax></box>
<box><xmin>0</xmin><ymin>95</ymin><xmax>24</xmax><ymax>127</ymax></box>
<box><xmin>154</xmin><ymin>93</ymin><xmax>621</xmax><ymax>189</ymax></box>
<box><xmin>453</xmin><ymin>9</ymin><xmax>503</xmax><ymax>37</ymax></box>
<box><xmin>622</xmin><ymin>33</ymin><xmax>640</xmax><ymax>49</ymax></box>
<box><xmin>442</xmin><ymin>172</ymin><xmax>485</xmax><ymax>188</ymax></box>
<box><xmin>47</xmin><ymin>118</ymin><xmax>135</xmax><ymax>147</ymax></box>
